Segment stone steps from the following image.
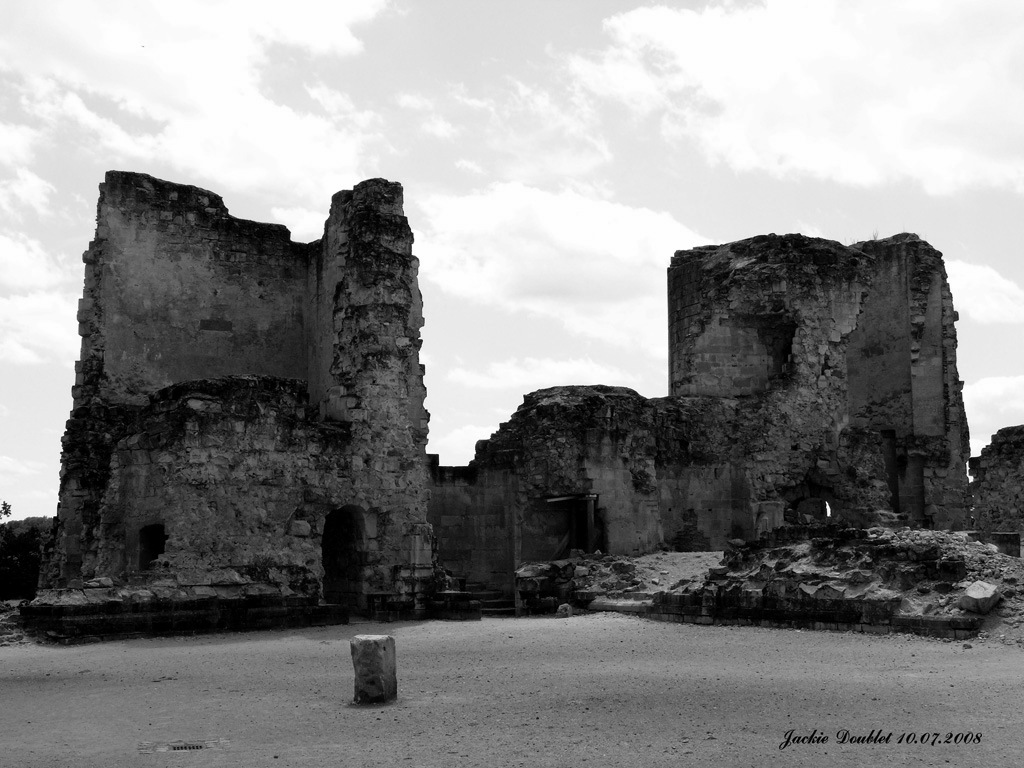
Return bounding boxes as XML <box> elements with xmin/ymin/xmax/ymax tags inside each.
<box><xmin>463</xmin><ymin>583</ymin><xmax>515</xmax><ymax>617</ymax></box>
<box><xmin>480</xmin><ymin>600</ymin><xmax>516</xmax><ymax>617</ymax></box>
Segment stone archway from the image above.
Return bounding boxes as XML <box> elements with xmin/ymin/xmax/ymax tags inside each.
<box><xmin>321</xmin><ymin>505</ymin><xmax>368</xmax><ymax>608</ymax></box>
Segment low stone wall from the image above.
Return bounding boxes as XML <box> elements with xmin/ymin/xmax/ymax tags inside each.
<box><xmin>637</xmin><ymin>584</ymin><xmax>981</xmax><ymax>640</ymax></box>
<box><xmin>21</xmin><ymin>594</ymin><xmax>347</xmax><ymax>643</ymax></box>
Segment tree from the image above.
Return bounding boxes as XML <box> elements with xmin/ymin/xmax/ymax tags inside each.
<box><xmin>0</xmin><ymin>508</ymin><xmax>48</xmax><ymax>600</ymax></box>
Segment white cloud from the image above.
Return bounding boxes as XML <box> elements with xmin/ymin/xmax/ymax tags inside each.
<box><xmin>427</xmin><ymin>423</ymin><xmax>496</xmax><ymax>466</ymax></box>
<box><xmin>396</xmin><ymin>93</ymin><xmax>433</xmax><ymax>111</ymax></box>
<box><xmin>305</xmin><ymin>84</ymin><xmax>377</xmax><ymax>129</ymax></box>
<box><xmin>422</xmin><ymin>115</ymin><xmax>458</xmax><ymax>139</ymax></box>
<box><xmin>395</xmin><ymin>92</ymin><xmax>458</xmax><ymax>139</ymax></box>
<box><xmin>17</xmin><ymin>489</ymin><xmax>58</xmax><ymax>502</ymax></box>
<box><xmin>0</xmin><ymin>123</ymin><xmax>40</xmax><ymax>167</ymax></box>
<box><xmin>947</xmin><ymin>260</ymin><xmax>1024</xmax><ymax>324</ymax></box>
<box><xmin>416</xmin><ymin>183</ymin><xmax>707</xmax><ymax>357</ymax></box>
<box><xmin>0</xmin><ymin>455</ymin><xmax>46</xmax><ymax>482</ymax></box>
<box><xmin>0</xmin><ymin>168</ymin><xmax>56</xmax><ymax>218</ymax></box>
<box><xmin>569</xmin><ymin>0</ymin><xmax>1024</xmax><ymax>193</ymax></box>
<box><xmin>269</xmin><ymin>206</ymin><xmax>327</xmax><ymax>243</ymax></box>
<box><xmin>448</xmin><ymin>356</ymin><xmax>638</xmax><ymax>391</ymax></box>
<box><xmin>3</xmin><ymin>2</ymin><xmax>389</xmax><ymax>209</ymax></box>
<box><xmin>452</xmin><ymin>80</ymin><xmax>611</xmax><ymax>183</ymax></box>
<box><xmin>963</xmin><ymin>376</ymin><xmax>1024</xmax><ymax>456</ymax></box>
<box><xmin>455</xmin><ymin>159</ymin><xmax>484</xmax><ymax>174</ymax></box>
<box><xmin>0</xmin><ymin>232</ymin><xmax>73</xmax><ymax>290</ymax></box>
<box><xmin>0</xmin><ymin>291</ymin><xmax>79</xmax><ymax>365</ymax></box>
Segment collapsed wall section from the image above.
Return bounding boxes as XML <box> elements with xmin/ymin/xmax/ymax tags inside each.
<box><xmin>82</xmin><ymin>172</ymin><xmax>307</xmax><ymax>403</ymax></box>
<box><xmin>970</xmin><ymin>426</ymin><xmax>1024</xmax><ymax>535</ymax></box>
<box><xmin>429</xmin><ymin>381</ymin><xmax>890</xmax><ymax>595</ymax></box>
<box><xmin>431</xmin><ymin>232</ymin><xmax>971</xmax><ymax>595</ymax></box>
<box><xmin>82</xmin><ymin>376</ymin><xmax>431</xmax><ymax>610</ymax></box>
<box><xmin>48</xmin><ymin>172</ymin><xmax>306</xmax><ymax>588</ymax></box>
<box><xmin>40</xmin><ymin>172</ymin><xmax>434</xmax><ymax>619</ymax></box>
<box><xmin>669</xmin><ymin>234</ymin><xmax>868</xmax><ymax>399</ymax></box>
<box><xmin>848</xmin><ymin>235</ymin><xmax>970</xmax><ymax>528</ymax></box>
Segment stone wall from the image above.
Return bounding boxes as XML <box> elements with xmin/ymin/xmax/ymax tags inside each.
<box><xmin>81</xmin><ymin>172</ymin><xmax>308</xmax><ymax>403</ymax></box>
<box><xmin>970</xmin><ymin>426</ymin><xmax>1024</xmax><ymax>535</ymax></box>
<box><xmin>84</xmin><ymin>376</ymin><xmax>432</xmax><ymax>610</ymax></box>
<box><xmin>669</xmin><ymin>233</ymin><xmax>969</xmax><ymax>529</ymax></box>
<box><xmin>431</xmin><ymin>233</ymin><xmax>970</xmax><ymax>594</ymax></box>
<box><xmin>429</xmin><ymin>381</ymin><xmax>890</xmax><ymax>595</ymax></box>
<box><xmin>849</xmin><ymin>235</ymin><xmax>970</xmax><ymax>528</ymax></box>
<box><xmin>41</xmin><ymin>172</ymin><xmax>434</xmax><ymax>618</ymax></box>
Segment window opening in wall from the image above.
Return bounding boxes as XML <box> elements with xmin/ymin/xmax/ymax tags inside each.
<box><xmin>755</xmin><ymin>318</ymin><xmax>797</xmax><ymax>381</ymax></box>
<box><xmin>138</xmin><ymin>524</ymin><xmax>167</xmax><ymax>571</ymax></box>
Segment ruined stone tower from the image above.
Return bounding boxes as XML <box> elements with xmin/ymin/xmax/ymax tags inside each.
<box><xmin>40</xmin><ymin>171</ymin><xmax>434</xmax><ymax>620</ymax></box>
<box><xmin>429</xmin><ymin>233</ymin><xmax>971</xmax><ymax>596</ymax></box>
<box><xmin>668</xmin><ymin>232</ymin><xmax>970</xmax><ymax>529</ymax></box>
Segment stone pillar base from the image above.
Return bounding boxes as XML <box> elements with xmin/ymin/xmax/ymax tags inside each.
<box><xmin>350</xmin><ymin>634</ymin><xmax>397</xmax><ymax>704</ymax></box>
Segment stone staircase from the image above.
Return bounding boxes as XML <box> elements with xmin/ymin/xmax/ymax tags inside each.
<box><xmin>465</xmin><ymin>583</ymin><xmax>516</xmax><ymax>617</ymax></box>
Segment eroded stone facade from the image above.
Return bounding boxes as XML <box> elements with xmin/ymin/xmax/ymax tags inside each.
<box><xmin>41</xmin><ymin>172</ymin><xmax>973</xmax><ymax>622</ymax></box>
<box><xmin>970</xmin><ymin>426</ymin><xmax>1024</xmax><ymax>536</ymax></box>
<box><xmin>42</xmin><ymin>171</ymin><xmax>434</xmax><ymax>617</ymax></box>
<box><xmin>431</xmin><ymin>233</ymin><xmax>971</xmax><ymax>594</ymax></box>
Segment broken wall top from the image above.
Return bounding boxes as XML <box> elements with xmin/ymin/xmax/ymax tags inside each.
<box><xmin>671</xmin><ymin>233</ymin><xmax>873</xmax><ymax>294</ymax></box>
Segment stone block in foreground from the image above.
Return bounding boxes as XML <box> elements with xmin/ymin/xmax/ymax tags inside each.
<box><xmin>350</xmin><ymin>634</ymin><xmax>397</xmax><ymax>704</ymax></box>
<box><xmin>959</xmin><ymin>581</ymin><xmax>1001</xmax><ymax>614</ymax></box>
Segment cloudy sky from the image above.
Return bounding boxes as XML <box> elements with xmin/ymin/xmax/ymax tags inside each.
<box><xmin>2</xmin><ymin>0</ymin><xmax>1024</xmax><ymax>521</ymax></box>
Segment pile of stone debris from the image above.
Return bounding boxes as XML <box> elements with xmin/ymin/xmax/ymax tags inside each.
<box><xmin>517</xmin><ymin>527</ymin><xmax>1024</xmax><ymax>646</ymax></box>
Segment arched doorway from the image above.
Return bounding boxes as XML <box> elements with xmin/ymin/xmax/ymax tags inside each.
<box><xmin>321</xmin><ymin>505</ymin><xmax>368</xmax><ymax>608</ymax></box>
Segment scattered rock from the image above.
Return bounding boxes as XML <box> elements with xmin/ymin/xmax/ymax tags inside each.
<box><xmin>958</xmin><ymin>581</ymin><xmax>1001</xmax><ymax>615</ymax></box>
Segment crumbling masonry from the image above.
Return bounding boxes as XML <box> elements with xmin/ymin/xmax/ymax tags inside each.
<box><xmin>38</xmin><ymin>171</ymin><xmax>434</xmax><ymax>624</ymax></box>
<box><xmin>430</xmin><ymin>234</ymin><xmax>971</xmax><ymax>595</ymax></box>
<box><xmin>970</xmin><ymin>427</ymin><xmax>1024</xmax><ymax>548</ymax></box>
<box><xmin>34</xmin><ymin>172</ymin><xmax>975</xmax><ymax>633</ymax></box>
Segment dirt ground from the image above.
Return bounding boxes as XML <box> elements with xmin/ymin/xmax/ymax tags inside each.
<box><xmin>3</xmin><ymin>612</ymin><xmax>1022</xmax><ymax>768</ymax></box>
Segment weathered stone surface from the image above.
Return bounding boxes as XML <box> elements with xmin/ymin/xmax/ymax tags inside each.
<box><xmin>970</xmin><ymin>426</ymin><xmax>1024</xmax><ymax>538</ymax></box>
<box><xmin>959</xmin><ymin>581</ymin><xmax>1001</xmax><ymax>614</ymax></box>
<box><xmin>350</xmin><ymin>634</ymin><xmax>397</xmax><ymax>704</ymax></box>
<box><xmin>34</xmin><ymin>171</ymin><xmax>436</xmax><ymax>630</ymax></box>
<box><xmin>430</xmin><ymin>233</ymin><xmax>970</xmax><ymax>595</ymax></box>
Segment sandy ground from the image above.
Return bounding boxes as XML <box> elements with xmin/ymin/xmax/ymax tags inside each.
<box><xmin>3</xmin><ymin>613</ymin><xmax>1022</xmax><ymax>768</ymax></box>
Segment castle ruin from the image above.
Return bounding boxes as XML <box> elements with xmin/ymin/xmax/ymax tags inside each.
<box><xmin>37</xmin><ymin>171</ymin><xmax>433</xmax><ymax>627</ymax></box>
<box><xmin>430</xmin><ymin>234</ymin><xmax>971</xmax><ymax>595</ymax></box>
<box><xmin>31</xmin><ymin>172</ymin><xmax>979</xmax><ymax>634</ymax></box>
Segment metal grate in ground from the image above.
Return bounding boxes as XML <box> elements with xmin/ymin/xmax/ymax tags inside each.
<box><xmin>138</xmin><ymin>738</ymin><xmax>230</xmax><ymax>754</ymax></box>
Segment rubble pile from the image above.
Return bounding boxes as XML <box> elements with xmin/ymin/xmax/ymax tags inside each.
<box><xmin>717</xmin><ymin>526</ymin><xmax>1022</xmax><ymax>620</ymax></box>
<box><xmin>516</xmin><ymin>526</ymin><xmax>1024</xmax><ymax>643</ymax></box>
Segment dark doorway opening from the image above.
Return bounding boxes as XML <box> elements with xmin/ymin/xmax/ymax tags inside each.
<box><xmin>881</xmin><ymin>429</ymin><xmax>900</xmax><ymax>514</ymax></box>
<box><xmin>138</xmin><ymin>524</ymin><xmax>167</xmax><ymax>571</ymax></box>
<box><xmin>521</xmin><ymin>495</ymin><xmax>603</xmax><ymax>562</ymax></box>
<box><xmin>321</xmin><ymin>505</ymin><xmax>368</xmax><ymax>608</ymax></box>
